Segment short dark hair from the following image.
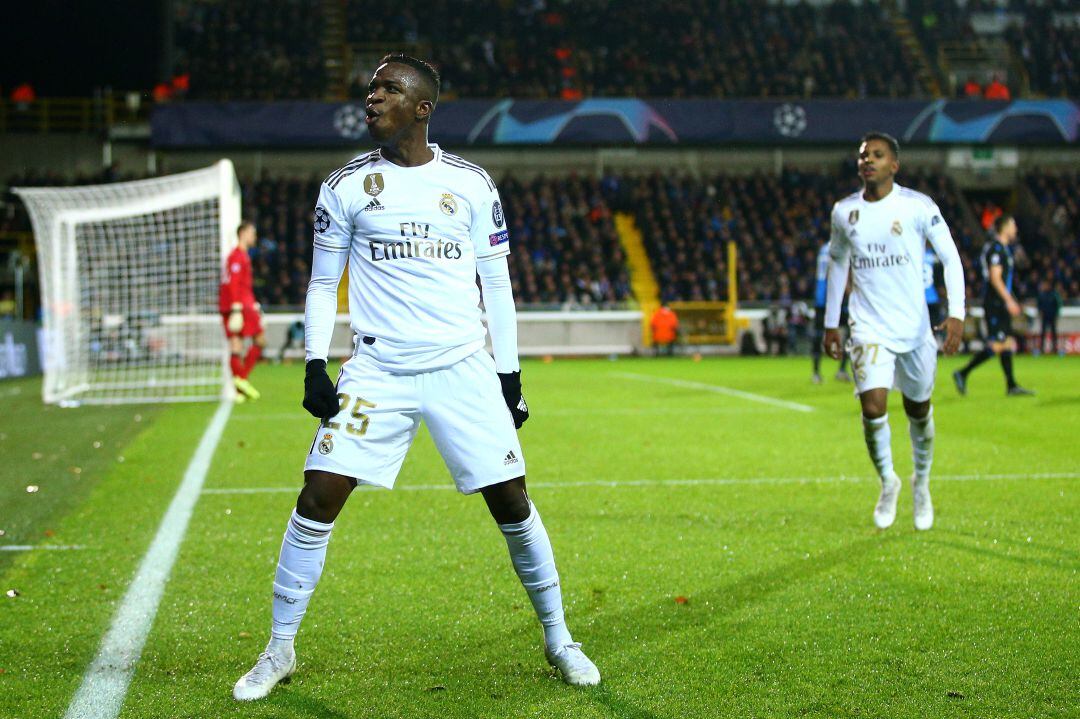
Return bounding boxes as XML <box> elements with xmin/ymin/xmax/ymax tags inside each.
<box><xmin>993</xmin><ymin>213</ymin><xmax>1014</xmax><ymax>234</ymax></box>
<box><xmin>380</xmin><ymin>52</ymin><xmax>440</xmax><ymax>106</ymax></box>
<box><xmin>861</xmin><ymin>131</ymin><xmax>900</xmax><ymax>159</ymax></box>
<box><xmin>237</xmin><ymin>221</ymin><xmax>254</xmax><ymax>236</ymax></box>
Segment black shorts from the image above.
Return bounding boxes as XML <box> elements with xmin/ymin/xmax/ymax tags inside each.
<box><xmin>984</xmin><ymin>306</ymin><xmax>1011</xmax><ymax>343</ymax></box>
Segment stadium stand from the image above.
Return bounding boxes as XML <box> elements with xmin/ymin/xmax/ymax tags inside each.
<box><xmin>1023</xmin><ymin>170</ymin><xmax>1080</xmax><ymax>300</ymax></box>
<box><xmin>174</xmin><ymin>0</ymin><xmax>326</xmax><ymax>100</ymax></box>
<box><xmin>345</xmin><ymin>0</ymin><xmax>921</xmax><ymax>99</ymax></box>
<box><xmin>4</xmin><ymin>167</ymin><xmax>1076</xmax><ymax>311</ymax></box>
<box><xmin>1004</xmin><ymin>6</ymin><xmax>1080</xmax><ymax>98</ymax></box>
<box><xmin>606</xmin><ymin>166</ymin><xmax>986</xmax><ymax>305</ymax></box>
<box><xmin>167</xmin><ymin>0</ymin><xmax>931</xmax><ymax>100</ymax></box>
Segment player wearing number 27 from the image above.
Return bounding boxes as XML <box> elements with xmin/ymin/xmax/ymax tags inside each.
<box><xmin>823</xmin><ymin>132</ymin><xmax>965</xmax><ymax>531</ymax></box>
<box><xmin>233</xmin><ymin>54</ymin><xmax>599</xmax><ymax>701</ymax></box>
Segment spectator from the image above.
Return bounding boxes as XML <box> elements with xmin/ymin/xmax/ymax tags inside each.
<box><xmin>1036</xmin><ymin>279</ymin><xmax>1063</xmax><ymax>355</ymax></box>
<box><xmin>984</xmin><ymin>75</ymin><xmax>1011</xmax><ymax>100</ymax></box>
<box><xmin>11</xmin><ymin>82</ymin><xmax>35</xmax><ymax>111</ymax></box>
<box><xmin>962</xmin><ymin>75</ymin><xmax>982</xmax><ymax>98</ymax></box>
<box><xmin>649</xmin><ymin>304</ymin><xmax>679</xmax><ymax>356</ymax></box>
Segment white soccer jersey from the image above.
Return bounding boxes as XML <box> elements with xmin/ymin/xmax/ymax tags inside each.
<box><xmin>310</xmin><ymin>144</ymin><xmax>509</xmax><ymax>371</ymax></box>
<box><xmin>826</xmin><ymin>184</ymin><xmax>964</xmax><ymax>353</ymax></box>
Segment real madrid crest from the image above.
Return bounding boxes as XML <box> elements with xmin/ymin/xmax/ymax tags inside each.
<box><xmin>318</xmin><ymin>433</ymin><xmax>334</xmax><ymax>455</ymax></box>
<box><xmin>848</xmin><ymin>209</ymin><xmax>859</xmax><ymax>225</ymax></box>
<box><xmin>440</xmin><ymin>193</ymin><xmax>458</xmax><ymax>216</ymax></box>
<box><xmin>891</xmin><ymin>220</ymin><xmax>903</xmax><ymax>236</ymax></box>
<box><xmin>363</xmin><ymin>173</ymin><xmax>384</xmax><ymax>197</ymax></box>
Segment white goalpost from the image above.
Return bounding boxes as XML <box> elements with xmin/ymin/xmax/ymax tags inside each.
<box><xmin>14</xmin><ymin>160</ymin><xmax>241</xmax><ymax>405</ymax></box>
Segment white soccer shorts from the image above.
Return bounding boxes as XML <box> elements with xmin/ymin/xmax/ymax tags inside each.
<box><xmin>303</xmin><ymin>349</ymin><xmax>525</xmax><ymax>493</ymax></box>
<box><xmin>847</xmin><ymin>336</ymin><xmax>937</xmax><ymax>402</ymax></box>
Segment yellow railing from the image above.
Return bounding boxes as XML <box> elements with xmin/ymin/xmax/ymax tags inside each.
<box><xmin>613</xmin><ymin>212</ymin><xmax>660</xmax><ymax>345</ymax></box>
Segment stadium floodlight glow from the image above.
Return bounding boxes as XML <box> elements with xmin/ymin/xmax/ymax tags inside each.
<box><xmin>14</xmin><ymin>160</ymin><xmax>241</xmax><ymax>405</ymax></box>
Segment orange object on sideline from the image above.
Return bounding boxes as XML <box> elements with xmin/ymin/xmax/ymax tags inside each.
<box><xmin>650</xmin><ymin>305</ymin><xmax>679</xmax><ymax>344</ymax></box>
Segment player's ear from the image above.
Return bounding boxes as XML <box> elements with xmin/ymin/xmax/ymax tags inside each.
<box><xmin>415</xmin><ymin>100</ymin><xmax>433</xmax><ymax>122</ymax></box>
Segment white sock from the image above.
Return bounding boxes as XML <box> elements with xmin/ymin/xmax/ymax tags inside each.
<box><xmin>908</xmin><ymin>408</ymin><xmax>934</xmax><ymax>483</ymax></box>
<box><xmin>862</xmin><ymin>414</ymin><xmax>895</xmax><ymax>480</ymax></box>
<box><xmin>271</xmin><ymin>509</ymin><xmax>333</xmax><ymax>642</ymax></box>
<box><xmin>499</xmin><ymin>503</ymin><xmax>573</xmax><ymax>651</ymax></box>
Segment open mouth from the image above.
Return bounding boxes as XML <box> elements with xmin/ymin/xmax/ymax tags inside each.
<box><xmin>365</xmin><ymin>108</ymin><xmax>380</xmax><ymax>125</ymax></box>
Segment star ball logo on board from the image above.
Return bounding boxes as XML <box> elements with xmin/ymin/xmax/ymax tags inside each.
<box><xmin>773</xmin><ymin>103</ymin><xmax>807</xmax><ymax>138</ymax></box>
<box><xmin>314</xmin><ymin>206</ymin><xmax>331</xmax><ymax>234</ymax></box>
<box><xmin>439</xmin><ymin>193</ymin><xmax>458</xmax><ymax>216</ymax></box>
<box><xmin>492</xmin><ymin>201</ymin><xmax>504</xmax><ymax>228</ymax></box>
<box><xmin>333</xmin><ymin>104</ymin><xmax>368</xmax><ymax>140</ymax></box>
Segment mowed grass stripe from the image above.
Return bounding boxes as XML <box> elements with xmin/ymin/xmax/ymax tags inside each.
<box><xmin>121</xmin><ymin>357</ymin><xmax>1077</xmax><ymax>719</ymax></box>
<box><xmin>64</xmin><ymin>401</ymin><xmax>232</xmax><ymax>719</ymax></box>
<box><xmin>0</xmin><ymin>394</ymin><xmax>220</xmax><ymax>719</ymax></box>
<box><xmin>3</xmin><ymin>356</ymin><xmax>1077</xmax><ymax>718</ymax></box>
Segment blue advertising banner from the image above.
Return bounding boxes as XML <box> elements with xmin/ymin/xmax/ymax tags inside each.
<box><xmin>152</xmin><ymin>99</ymin><xmax>1080</xmax><ymax>148</ymax></box>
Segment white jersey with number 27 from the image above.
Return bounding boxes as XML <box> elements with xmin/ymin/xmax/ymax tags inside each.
<box><xmin>826</xmin><ymin>184</ymin><xmax>965</xmax><ymax>353</ymax></box>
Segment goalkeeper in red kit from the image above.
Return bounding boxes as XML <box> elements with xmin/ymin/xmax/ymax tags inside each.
<box><xmin>220</xmin><ymin>221</ymin><xmax>266</xmax><ymax>401</ymax></box>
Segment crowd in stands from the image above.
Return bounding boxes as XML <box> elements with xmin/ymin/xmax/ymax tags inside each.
<box><xmin>1024</xmin><ymin>170</ymin><xmax>1080</xmax><ymax>300</ymax></box>
<box><xmin>1005</xmin><ymin>7</ymin><xmax>1080</xmax><ymax>98</ymax></box>
<box><xmin>3</xmin><ymin>166</ymin><xmax>1077</xmax><ymax>313</ymax></box>
<box><xmin>346</xmin><ymin>0</ymin><xmax>920</xmax><ymax>99</ymax></box>
<box><xmin>173</xmin><ymin>0</ymin><xmax>325</xmax><ymax>100</ymax></box>
<box><xmin>909</xmin><ymin>0</ymin><xmax>1079</xmax><ymax>99</ymax></box>
<box><xmin>170</xmin><ymin>0</ymin><xmax>922</xmax><ymax>101</ymax></box>
<box><xmin>604</xmin><ymin>166</ymin><xmax>985</xmax><ymax>306</ymax></box>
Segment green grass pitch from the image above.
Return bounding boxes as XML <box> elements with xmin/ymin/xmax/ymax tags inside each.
<box><xmin>1</xmin><ymin>355</ymin><xmax>1077</xmax><ymax>718</ymax></box>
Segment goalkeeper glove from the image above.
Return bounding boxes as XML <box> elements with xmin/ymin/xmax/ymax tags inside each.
<box><xmin>497</xmin><ymin>371</ymin><xmax>529</xmax><ymax>429</ymax></box>
<box><xmin>227</xmin><ymin>303</ymin><xmax>244</xmax><ymax>334</ymax></box>
<box><xmin>303</xmin><ymin>359</ymin><xmax>339</xmax><ymax>421</ymax></box>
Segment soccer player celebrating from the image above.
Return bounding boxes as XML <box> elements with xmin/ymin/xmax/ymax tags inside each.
<box><xmin>823</xmin><ymin>132</ymin><xmax>965</xmax><ymax>531</ymax></box>
<box><xmin>952</xmin><ymin>215</ymin><xmax>1034</xmax><ymax>396</ymax></box>
<box><xmin>811</xmin><ymin>240</ymin><xmax>851</xmax><ymax>384</ymax></box>
<box><xmin>219</xmin><ymin>221</ymin><xmax>265</xmax><ymax>401</ymax></box>
<box><xmin>233</xmin><ymin>54</ymin><xmax>599</xmax><ymax>701</ymax></box>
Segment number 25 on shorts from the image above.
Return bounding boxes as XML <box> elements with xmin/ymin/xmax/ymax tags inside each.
<box><xmin>322</xmin><ymin>393</ymin><xmax>377</xmax><ymax>436</ymax></box>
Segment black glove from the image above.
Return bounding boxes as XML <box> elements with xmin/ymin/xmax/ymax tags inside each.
<box><xmin>498</xmin><ymin>371</ymin><xmax>529</xmax><ymax>429</ymax></box>
<box><xmin>303</xmin><ymin>359</ymin><xmax>339</xmax><ymax>420</ymax></box>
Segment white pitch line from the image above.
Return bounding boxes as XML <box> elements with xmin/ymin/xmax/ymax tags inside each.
<box><xmin>63</xmin><ymin>401</ymin><xmax>232</xmax><ymax>719</ymax></box>
<box><xmin>613</xmin><ymin>372</ymin><xmax>816</xmax><ymax>413</ymax></box>
<box><xmin>0</xmin><ymin>544</ymin><xmax>86</xmax><ymax>551</ymax></box>
<box><xmin>201</xmin><ymin>472</ymin><xmax>1079</xmax><ymax>496</ymax></box>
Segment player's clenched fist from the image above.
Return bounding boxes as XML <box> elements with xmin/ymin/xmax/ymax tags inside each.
<box><xmin>823</xmin><ymin>328</ymin><xmax>844</xmax><ymax>360</ymax></box>
<box><xmin>498</xmin><ymin>370</ymin><xmax>530</xmax><ymax>428</ymax></box>
<box><xmin>303</xmin><ymin>359</ymin><xmax>339</xmax><ymax>420</ymax></box>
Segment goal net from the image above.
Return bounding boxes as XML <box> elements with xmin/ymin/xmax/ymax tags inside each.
<box><xmin>14</xmin><ymin>160</ymin><xmax>240</xmax><ymax>405</ymax></box>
